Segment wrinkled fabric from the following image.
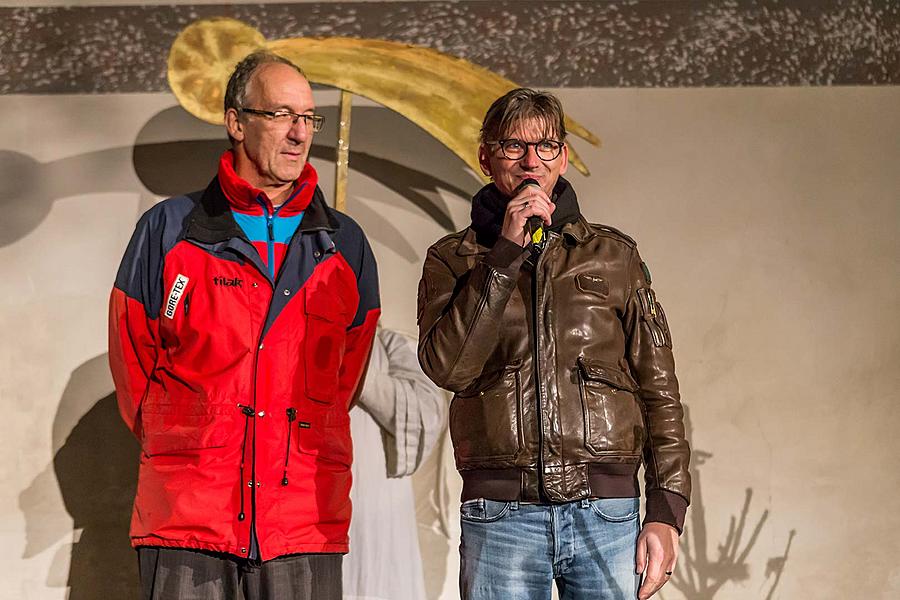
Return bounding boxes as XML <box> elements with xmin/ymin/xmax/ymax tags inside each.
<box><xmin>343</xmin><ymin>329</ymin><xmax>446</xmax><ymax>600</ymax></box>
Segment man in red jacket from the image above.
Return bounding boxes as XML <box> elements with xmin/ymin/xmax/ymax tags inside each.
<box><xmin>109</xmin><ymin>52</ymin><xmax>380</xmax><ymax>599</ymax></box>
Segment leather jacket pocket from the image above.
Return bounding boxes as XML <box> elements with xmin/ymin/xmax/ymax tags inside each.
<box><xmin>303</xmin><ymin>287</ymin><xmax>350</xmax><ymax>404</ymax></box>
<box><xmin>636</xmin><ymin>287</ymin><xmax>672</xmax><ymax>348</ymax></box>
<box><xmin>577</xmin><ymin>358</ymin><xmax>645</xmax><ymax>456</ymax></box>
<box><xmin>450</xmin><ymin>361</ymin><xmax>524</xmax><ymax>465</ymax></box>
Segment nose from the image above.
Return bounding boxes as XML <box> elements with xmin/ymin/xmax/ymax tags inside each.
<box><xmin>520</xmin><ymin>144</ymin><xmax>541</xmax><ymax>169</ymax></box>
<box><xmin>286</xmin><ymin>117</ymin><xmax>310</xmax><ymax>143</ymax></box>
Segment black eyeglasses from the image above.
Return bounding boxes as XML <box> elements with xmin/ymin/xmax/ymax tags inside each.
<box><xmin>240</xmin><ymin>108</ymin><xmax>325</xmax><ymax>132</ymax></box>
<box><xmin>487</xmin><ymin>139</ymin><xmax>564</xmax><ymax>161</ymax></box>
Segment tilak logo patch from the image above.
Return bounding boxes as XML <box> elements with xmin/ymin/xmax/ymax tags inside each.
<box><xmin>213</xmin><ymin>276</ymin><xmax>243</xmax><ymax>288</ymax></box>
<box><xmin>164</xmin><ymin>274</ymin><xmax>190</xmax><ymax>319</ymax></box>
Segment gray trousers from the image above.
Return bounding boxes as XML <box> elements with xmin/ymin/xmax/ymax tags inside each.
<box><xmin>138</xmin><ymin>547</ymin><xmax>342</xmax><ymax>600</ymax></box>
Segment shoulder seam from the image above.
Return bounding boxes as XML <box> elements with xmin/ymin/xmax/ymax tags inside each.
<box><xmin>586</xmin><ymin>222</ymin><xmax>637</xmax><ymax>247</ymax></box>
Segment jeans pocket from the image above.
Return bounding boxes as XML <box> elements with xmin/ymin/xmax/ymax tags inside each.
<box><xmin>589</xmin><ymin>497</ymin><xmax>640</xmax><ymax>522</ymax></box>
<box><xmin>459</xmin><ymin>498</ymin><xmax>512</xmax><ymax>523</ymax></box>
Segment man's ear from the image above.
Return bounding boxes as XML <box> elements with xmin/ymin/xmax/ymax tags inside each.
<box><xmin>224</xmin><ymin>108</ymin><xmax>244</xmax><ymax>143</ymax></box>
<box><xmin>559</xmin><ymin>142</ymin><xmax>569</xmax><ymax>176</ymax></box>
<box><xmin>478</xmin><ymin>144</ymin><xmax>493</xmax><ymax>178</ymax></box>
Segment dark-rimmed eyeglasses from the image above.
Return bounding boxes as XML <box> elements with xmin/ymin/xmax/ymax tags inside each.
<box><xmin>487</xmin><ymin>139</ymin><xmax>564</xmax><ymax>161</ymax></box>
<box><xmin>240</xmin><ymin>108</ymin><xmax>325</xmax><ymax>132</ymax></box>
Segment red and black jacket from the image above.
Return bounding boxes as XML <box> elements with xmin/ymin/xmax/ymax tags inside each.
<box><xmin>109</xmin><ymin>161</ymin><xmax>380</xmax><ymax>559</ymax></box>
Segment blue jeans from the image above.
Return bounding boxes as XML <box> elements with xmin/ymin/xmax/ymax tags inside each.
<box><xmin>459</xmin><ymin>498</ymin><xmax>640</xmax><ymax>600</ymax></box>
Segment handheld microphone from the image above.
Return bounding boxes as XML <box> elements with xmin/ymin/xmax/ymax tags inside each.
<box><xmin>516</xmin><ymin>178</ymin><xmax>545</xmax><ymax>247</ymax></box>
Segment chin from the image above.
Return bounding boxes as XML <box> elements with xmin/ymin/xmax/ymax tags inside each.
<box><xmin>275</xmin><ymin>166</ymin><xmax>305</xmax><ymax>182</ymax></box>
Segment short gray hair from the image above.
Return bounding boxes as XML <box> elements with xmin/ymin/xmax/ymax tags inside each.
<box><xmin>480</xmin><ymin>88</ymin><xmax>567</xmax><ymax>144</ymax></box>
<box><xmin>224</xmin><ymin>51</ymin><xmax>307</xmax><ymax>113</ymax></box>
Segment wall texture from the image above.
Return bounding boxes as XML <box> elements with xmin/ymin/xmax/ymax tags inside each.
<box><xmin>1</xmin><ymin>1</ymin><xmax>898</xmax><ymax>599</ymax></box>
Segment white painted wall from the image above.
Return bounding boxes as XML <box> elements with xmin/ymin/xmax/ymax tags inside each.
<box><xmin>1</xmin><ymin>86</ymin><xmax>898</xmax><ymax>599</ymax></box>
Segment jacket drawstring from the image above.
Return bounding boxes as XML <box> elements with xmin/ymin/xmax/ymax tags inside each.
<box><xmin>282</xmin><ymin>408</ymin><xmax>297</xmax><ymax>485</ymax></box>
<box><xmin>237</xmin><ymin>404</ymin><xmax>255</xmax><ymax>521</ymax></box>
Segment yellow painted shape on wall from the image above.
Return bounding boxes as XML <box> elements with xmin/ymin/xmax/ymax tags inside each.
<box><xmin>168</xmin><ymin>18</ymin><xmax>600</xmax><ymax>178</ymax></box>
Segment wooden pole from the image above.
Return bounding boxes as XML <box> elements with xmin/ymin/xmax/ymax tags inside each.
<box><xmin>334</xmin><ymin>90</ymin><xmax>352</xmax><ymax>212</ymax></box>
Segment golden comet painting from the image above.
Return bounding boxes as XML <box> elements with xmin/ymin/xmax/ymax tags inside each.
<box><xmin>168</xmin><ymin>18</ymin><xmax>600</xmax><ymax>209</ymax></box>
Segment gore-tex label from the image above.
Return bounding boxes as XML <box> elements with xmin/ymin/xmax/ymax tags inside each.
<box><xmin>164</xmin><ymin>274</ymin><xmax>189</xmax><ymax>319</ymax></box>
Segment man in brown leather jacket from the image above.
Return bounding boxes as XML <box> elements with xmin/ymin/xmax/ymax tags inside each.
<box><xmin>417</xmin><ymin>88</ymin><xmax>690</xmax><ymax>600</ymax></box>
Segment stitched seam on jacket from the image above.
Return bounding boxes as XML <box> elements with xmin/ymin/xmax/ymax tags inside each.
<box><xmin>442</xmin><ymin>266</ymin><xmax>500</xmax><ymax>384</ymax></box>
<box><xmin>628</xmin><ymin>245</ymin><xmax>663</xmax><ymax>485</ymax></box>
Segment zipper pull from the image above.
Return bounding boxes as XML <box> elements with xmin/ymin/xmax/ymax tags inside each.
<box><xmin>282</xmin><ymin>408</ymin><xmax>298</xmax><ymax>486</ymax></box>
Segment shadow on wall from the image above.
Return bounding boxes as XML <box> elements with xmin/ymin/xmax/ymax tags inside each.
<box><xmin>662</xmin><ymin>407</ymin><xmax>796</xmax><ymax>600</ymax></box>
<box><xmin>11</xmin><ymin>103</ymin><xmax>475</xmax><ymax>596</ymax></box>
<box><xmin>0</xmin><ymin>105</ymin><xmax>473</xmax><ymax>251</ymax></box>
<box><xmin>20</xmin><ymin>354</ymin><xmax>140</xmax><ymax>599</ymax></box>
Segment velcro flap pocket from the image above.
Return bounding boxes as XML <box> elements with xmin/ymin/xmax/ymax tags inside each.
<box><xmin>577</xmin><ymin>358</ymin><xmax>639</xmax><ymax>392</ymax></box>
<box><xmin>305</xmin><ymin>285</ymin><xmax>351</xmax><ymax>324</ymax></box>
<box><xmin>140</xmin><ymin>394</ymin><xmax>232</xmax><ymax>457</ymax></box>
<box><xmin>296</xmin><ymin>404</ymin><xmax>352</xmax><ymax>468</ymax></box>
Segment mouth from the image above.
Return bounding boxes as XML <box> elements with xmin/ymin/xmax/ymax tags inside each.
<box><xmin>516</xmin><ymin>174</ymin><xmax>541</xmax><ymax>183</ymax></box>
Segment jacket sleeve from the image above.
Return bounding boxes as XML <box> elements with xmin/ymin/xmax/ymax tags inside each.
<box><xmin>108</xmin><ymin>211</ymin><xmax>165</xmax><ymax>439</ymax></box>
<box><xmin>337</xmin><ymin>229</ymin><xmax>381</xmax><ymax>410</ymax></box>
<box><xmin>417</xmin><ymin>236</ymin><xmax>526</xmax><ymax>393</ymax></box>
<box><xmin>358</xmin><ymin>329</ymin><xmax>447</xmax><ymax>477</ymax></box>
<box><xmin>622</xmin><ymin>246</ymin><xmax>691</xmax><ymax>533</ymax></box>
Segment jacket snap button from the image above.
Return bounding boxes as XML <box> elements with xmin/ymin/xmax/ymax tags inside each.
<box><xmin>259</xmin><ymin>343</ymin><xmax>264</xmax><ymax>350</ymax></box>
<box><xmin>283</xmin><ymin>289</ymin><xmax>290</xmax><ymax>296</ymax></box>
<box><xmin>240</xmin><ymin>547</ymin><xmax>247</xmax><ymax>554</ymax></box>
<box><xmin>314</xmin><ymin>251</ymin><xmax>321</xmax><ymax>258</ymax></box>
<box><xmin>252</xmin><ymin>282</ymin><xmax>258</xmax><ymax>288</ymax></box>
<box><xmin>257</xmin><ymin>411</ymin><xmax>265</xmax><ymax>417</ymax></box>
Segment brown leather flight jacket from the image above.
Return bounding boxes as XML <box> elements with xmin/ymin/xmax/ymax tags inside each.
<box><xmin>417</xmin><ymin>179</ymin><xmax>691</xmax><ymax>531</ymax></box>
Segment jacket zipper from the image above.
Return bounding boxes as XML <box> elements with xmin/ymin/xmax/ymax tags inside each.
<box><xmin>256</xmin><ymin>195</ymin><xmax>276</xmax><ymax>279</ymax></box>
<box><xmin>531</xmin><ymin>241</ymin><xmax>547</xmax><ymax>497</ymax></box>
<box><xmin>244</xmin><ymin>278</ymin><xmax>275</xmax><ymax>557</ymax></box>
<box><xmin>260</xmin><ymin>187</ymin><xmax>307</xmax><ymax>281</ymax></box>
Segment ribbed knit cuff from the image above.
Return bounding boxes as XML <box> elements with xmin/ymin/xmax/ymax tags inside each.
<box><xmin>644</xmin><ymin>489</ymin><xmax>689</xmax><ymax>534</ymax></box>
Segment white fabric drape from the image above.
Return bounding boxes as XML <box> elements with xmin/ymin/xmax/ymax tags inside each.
<box><xmin>343</xmin><ymin>328</ymin><xmax>447</xmax><ymax>600</ymax></box>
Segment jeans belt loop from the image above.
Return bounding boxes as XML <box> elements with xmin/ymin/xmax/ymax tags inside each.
<box><xmin>510</xmin><ymin>500</ymin><xmax>520</xmax><ymax>511</ymax></box>
<box><xmin>580</xmin><ymin>498</ymin><xmax>591</xmax><ymax>509</ymax></box>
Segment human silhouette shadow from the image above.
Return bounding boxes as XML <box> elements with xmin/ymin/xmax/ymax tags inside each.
<box><xmin>15</xmin><ymin>102</ymin><xmax>473</xmax><ymax>597</ymax></box>
<box><xmin>20</xmin><ymin>354</ymin><xmax>140</xmax><ymax>599</ymax></box>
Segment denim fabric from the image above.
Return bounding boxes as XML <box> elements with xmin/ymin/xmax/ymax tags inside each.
<box><xmin>459</xmin><ymin>498</ymin><xmax>640</xmax><ymax>600</ymax></box>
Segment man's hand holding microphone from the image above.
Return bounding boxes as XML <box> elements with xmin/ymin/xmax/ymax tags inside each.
<box><xmin>500</xmin><ymin>178</ymin><xmax>556</xmax><ymax>248</ymax></box>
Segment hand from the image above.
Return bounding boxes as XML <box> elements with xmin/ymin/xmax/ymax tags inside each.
<box><xmin>499</xmin><ymin>184</ymin><xmax>555</xmax><ymax>246</ymax></box>
<box><xmin>636</xmin><ymin>522</ymin><xmax>679</xmax><ymax>599</ymax></box>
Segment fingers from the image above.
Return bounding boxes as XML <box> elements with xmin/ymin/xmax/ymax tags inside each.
<box><xmin>635</xmin><ymin>533</ymin><xmax>648</xmax><ymax>575</ymax></box>
<box><xmin>637</xmin><ymin>544</ymin><xmax>667</xmax><ymax>600</ymax></box>
<box><xmin>499</xmin><ymin>187</ymin><xmax>555</xmax><ymax>245</ymax></box>
<box><xmin>513</xmin><ymin>187</ymin><xmax>554</xmax><ymax>226</ymax></box>
<box><xmin>636</xmin><ymin>523</ymin><xmax>679</xmax><ymax>600</ymax></box>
